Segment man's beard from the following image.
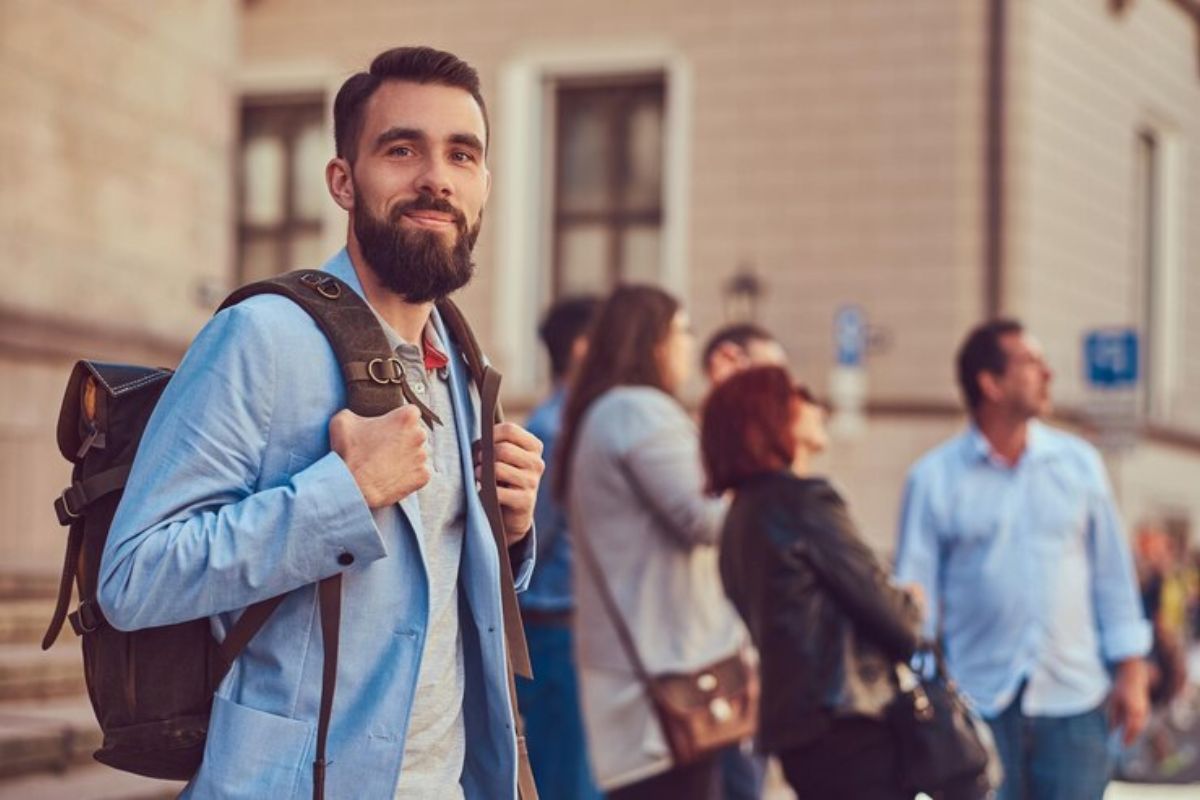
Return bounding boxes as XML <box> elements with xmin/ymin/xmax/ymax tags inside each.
<box><xmin>354</xmin><ymin>191</ymin><xmax>480</xmax><ymax>303</ymax></box>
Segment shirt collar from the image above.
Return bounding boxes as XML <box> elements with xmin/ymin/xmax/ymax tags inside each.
<box><xmin>965</xmin><ymin>419</ymin><xmax>1053</xmax><ymax>467</ymax></box>
<box><xmin>321</xmin><ymin>248</ymin><xmax>450</xmax><ymax>370</ymax></box>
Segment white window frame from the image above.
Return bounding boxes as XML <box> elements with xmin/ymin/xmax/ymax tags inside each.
<box><xmin>237</xmin><ymin>62</ymin><xmax>346</xmax><ymax>272</ymax></box>
<box><xmin>493</xmin><ymin>44</ymin><xmax>693</xmax><ymax>396</ymax></box>
<box><xmin>1135</xmin><ymin>121</ymin><xmax>1185</xmax><ymax>424</ymax></box>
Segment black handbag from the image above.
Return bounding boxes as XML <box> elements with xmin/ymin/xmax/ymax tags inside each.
<box><xmin>888</xmin><ymin>644</ymin><xmax>1002</xmax><ymax>797</ymax></box>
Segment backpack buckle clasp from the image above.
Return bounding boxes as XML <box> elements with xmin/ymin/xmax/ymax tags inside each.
<box><xmin>300</xmin><ymin>272</ymin><xmax>342</xmax><ymax>300</ymax></box>
<box><xmin>54</xmin><ymin>488</ymin><xmax>82</xmax><ymax>526</ymax></box>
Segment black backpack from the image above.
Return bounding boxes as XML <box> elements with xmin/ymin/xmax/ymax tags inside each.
<box><xmin>43</xmin><ymin>270</ymin><xmax>536</xmax><ymax>800</ymax></box>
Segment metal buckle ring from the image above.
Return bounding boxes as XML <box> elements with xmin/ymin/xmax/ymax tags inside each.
<box><xmin>59</xmin><ymin>489</ymin><xmax>82</xmax><ymax>520</ymax></box>
<box><xmin>366</xmin><ymin>358</ymin><xmax>405</xmax><ymax>385</ymax></box>
<box><xmin>300</xmin><ymin>273</ymin><xmax>342</xmax><ymax>300</ymax></box>
<box><xmin>77</xmin><ymin>601</ymin><xmax>100</xmax><ymax>633</ymax></box>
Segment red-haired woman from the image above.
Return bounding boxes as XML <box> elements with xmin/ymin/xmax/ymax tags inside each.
<box><xmin>700</xmin><ymin>365</ymin><xmax>923</xmax><ymax>799</ymax></box>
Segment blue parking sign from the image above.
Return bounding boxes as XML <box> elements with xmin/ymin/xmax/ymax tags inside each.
<box><xmin>834</xmin><ymin>305</ymin><xmax>867</xmax><ymax>367</ymax></box>
<box><xmin>1084</xmin><ymin>329</ymin><xmax>1139</xmax><ymax>389</ymax></box>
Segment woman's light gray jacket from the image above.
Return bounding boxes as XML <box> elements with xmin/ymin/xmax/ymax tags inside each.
<box><xmin>567</xmin><ymin>386</ymin><xmax>747</xmax><ymax>790</ymax></box>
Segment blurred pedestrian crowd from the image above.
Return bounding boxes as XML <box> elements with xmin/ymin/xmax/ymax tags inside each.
<box><xmin>519</xmin><ymin>284</ymin><xmax>1189</xmax><ymax>799</ymax></box>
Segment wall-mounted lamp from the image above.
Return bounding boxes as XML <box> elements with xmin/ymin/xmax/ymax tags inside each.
<box><xmin>722</xmin><ymin>263</ymin><xmax>763</xmax><ymax>322</ymax></box>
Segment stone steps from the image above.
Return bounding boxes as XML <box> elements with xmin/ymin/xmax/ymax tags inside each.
<box><xmin>0</xmin><ymin>600</ymin><xmax>57</xmax><ymax>646</ymax></box>
<box><xmin>0</xmin><ymin>573</ymin><xmax>185</xmax><ymax>796</ymax></box>
<box><xmin>0</xmin><ymin>696</ymin><xmax>99</xmax><ymax>779</ymax></box>
<box><xmin>0</xmin><ymin>573</ymin><xmax>60</xmax><ymax>602</ymax></box>
<box><xmin>0</xmin><ymin>760</ymin><xmax>182</xmax><ymax>799</ymax></box>
<box><xmin>0</xmin><ymin>644</ymin><xmax>85</xmax><ymax>702</ymax></box>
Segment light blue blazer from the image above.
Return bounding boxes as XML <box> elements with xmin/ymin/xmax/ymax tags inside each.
<box><xmin>98</xmin><ymin>250</ymin><xmax>534</xmax><ymax>799</ymax></box>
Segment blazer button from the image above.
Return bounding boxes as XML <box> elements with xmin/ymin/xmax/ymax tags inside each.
<box><xmin>337</xmin><ymin>552</ymin><xmax>354</xmax><ymax>566</ymax></box>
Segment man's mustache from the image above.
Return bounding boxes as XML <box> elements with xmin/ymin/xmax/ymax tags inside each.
<box><xmin>388</xmin><ymin>195</ymin><xmax>469</xmax><ymax>233</ymax></box>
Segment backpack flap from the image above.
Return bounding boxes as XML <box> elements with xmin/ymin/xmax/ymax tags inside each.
<box><xmin>56</xmin><ymin>361</ymin><xmax>173</xmax><ymax>464</ymax></box>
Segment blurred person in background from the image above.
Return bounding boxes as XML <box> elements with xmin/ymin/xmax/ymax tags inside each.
<box><xmin>702</xmin><ymin>323</ymin><xmax>787</xmax><ymax>385</ymax></box>
<box><xmin>1137</xmin><ymin>524</ymin><xmax>1190</xmax><ymax>709</ymax></box>
<box><xmin>895</xmin><ymin>319</ymin><xmax>1151</xmax><ymax>800</ymax></box>
<box><xmin>557</xmin><ymin>285</ymin><xmax>749</xmax><ymax>799</ymax></box>
<box><xmin>700</xmin><ymin>322</ymin><xmax>786</xmax><ymax>800</ymax></box>
<box><xmin>516</xmin><ymin>296</ymin><xmax>603</xmax><ymax>800</ymax></box>
<box><xmin>1131</xmin><ymin>524</ymin><xmax>1194</xmax><ymax>778</ymax></box>
<box><xmin>702</xmin><ymin>365</ymin><xmax>928</xmax><ymax>800</ymax></box>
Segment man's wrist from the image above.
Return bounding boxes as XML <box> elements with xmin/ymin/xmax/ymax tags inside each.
<box><xmin>1115</xmin><ymin>657</ymin><xmax>1148</xmax><ymax>684</ymax></box>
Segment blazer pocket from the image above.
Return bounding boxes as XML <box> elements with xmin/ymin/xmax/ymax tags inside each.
<box><xmin>191</xmin><ymin>694</ymin><xmax>314</xmax><ymax>800</ymax></box>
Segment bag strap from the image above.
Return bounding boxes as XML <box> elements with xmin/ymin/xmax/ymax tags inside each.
<box><xmin>218</xmin><ymin>271</ymin><xmax>403</xmax><ymax>800</ymax></box>
<box><xmin>223</xmin><ymin>275</ymin><xmax>535</xmax><ymax>799</ymax></box>
<box><xmin>312</xmin><ymin>574</ymin><xmax>341</xmax><ymax>798</ymax></box>
<box><xmin>219</xmin><ymin>271</ymin><xmax>405</xmax><ymax>418</ymax></box>
<box><xmin>436</xmin><ymin>298</ymin><xmax>534</xmax><ymax>676</ymax></box>
<box><xmin>572</xmin><ymin>505</ymin><xmax>658</xmax><ymax>691</ymax></box>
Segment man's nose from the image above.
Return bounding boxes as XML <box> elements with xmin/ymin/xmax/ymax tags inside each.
<box><xmin>415</xmin><ymin>158</ymin><xmax>453</xmax><ymax>198</ymax></box>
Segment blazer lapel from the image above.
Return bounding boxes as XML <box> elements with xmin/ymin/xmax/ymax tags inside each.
<box><xmin>431</xmin><ymin>310</ymin><xmax>491</xmax><ymax>564</ymax></box>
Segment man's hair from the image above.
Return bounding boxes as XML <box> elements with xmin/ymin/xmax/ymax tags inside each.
<box><xmin>538</xmin><ymin>296</ymin><xmax>601</xmax><ymax>380</ymax></box>
<box><xmin>333</xmin><ymin>46</ymin><xmax>488</xmax><ymax>163</ymax></box>
<box><xmin>701</xmin><ymin>323</ymin><xmax>775</xmax><ymax>370</ymax></box>
<box><xmin>956</xmin><ymin>318</ymin><xmax>1025</xmax><ymax>411</ymax></box>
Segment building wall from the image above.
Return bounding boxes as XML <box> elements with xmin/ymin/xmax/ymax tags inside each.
<box><xmin>1009</xmin><ymin>0</ymin><xmax>1200</xmax><ymax>425</ymax></box>
<box><xmin>241</xmin><ymin>0</ymin><xmax>988</xmax><ymax>404</ymax></box>
<box><xmin>1007</xmin><ymin>0</ymin><xmax>1200</xmax><ymax>538</ymax></box>
<box><xmin>0</xmin><ymin>0</ymin><xmax>238</xmax><ymax>571</ymax></box>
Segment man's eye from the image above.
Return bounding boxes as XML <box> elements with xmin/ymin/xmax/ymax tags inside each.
<box><xmin>451</xmin><ymin>151</ymin><xmax>476</xmax><ymax>163</ymax></box>
<box><xmin>388</xmin><ymin>146</ymin><xmax>413</xmax><ymax>156</ymax></box>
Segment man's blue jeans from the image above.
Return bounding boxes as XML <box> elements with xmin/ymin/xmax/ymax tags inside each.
<box><xmin>985</xmin><ymin>689</ymin><xmax>1112</xmax><ymax>800</ymax></box>
<box><xmin>515</xmin><ymin>619</ymin><xmax>602</xmax><ymax>800</ymax></box>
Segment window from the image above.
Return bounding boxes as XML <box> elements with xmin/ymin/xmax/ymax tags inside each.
<box><xmin>551</xmin><ymin>76</ymin><xmax>665</xmax><ymax>297</ymax></box>
<box><xmin>237</xmin><ymin>95</ymin><xmax>327</xmax><ymax>282</ymax></box>
<box><xmin>1138</xmin><ymin>131</ymin><xmax>1160</xmax><ymax>416</ymax></box>
<box><xmin>1135</xmin><ymin>127</ymin><xmax>1181</xmax><ymax>423</ymax></box>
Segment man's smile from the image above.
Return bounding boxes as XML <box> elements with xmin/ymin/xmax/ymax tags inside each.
<box><xmin>401</xmin><ymin>210</ymin><xmax>457</xmax><ymax>229</ymax></box>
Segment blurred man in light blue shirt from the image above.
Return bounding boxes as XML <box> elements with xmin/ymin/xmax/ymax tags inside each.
<box><xmin>895</xmin><ymin>319</ymin><xmax>1151</xmax><ymax>800</ymax></box>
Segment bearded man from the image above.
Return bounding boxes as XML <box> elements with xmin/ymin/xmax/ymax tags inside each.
<box><xmin>99</xmin><ymin>47</ymin><xmax>544</xmax><ymax>800</ymax></box>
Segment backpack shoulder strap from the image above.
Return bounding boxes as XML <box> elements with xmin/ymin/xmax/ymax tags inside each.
<box><xmin>217</xmin><ymin>269</ymin><xmax>402</xmax><ymax>800</ymax></box>
<box><xmin>436</xmin><ymin>297</ymin><xmax>538</xmax><ymax>798</ymax></box>
<box><xmin>435</xmin><ymin>297</ymin><xmax>503</xmax><ymax>422</ymax></box>
<box><xmin>219</xmin><ymin>270</ymin><xmax>403</xmax><ymax>418</ymax></box>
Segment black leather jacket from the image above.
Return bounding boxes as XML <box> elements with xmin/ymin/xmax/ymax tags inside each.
<box><xmin>719</xmin><ymin>471</ymin><xmax>921</xmax><ymax>753</ymax></box>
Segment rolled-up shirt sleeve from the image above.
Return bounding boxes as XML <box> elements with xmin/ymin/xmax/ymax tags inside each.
<box><xmin>509</xmin><ymin>528</ymin><xmax>536</xmax><ymax>592</ymax></box>
<box><xmin>619</xmin><ymin>400</ymin><xmax>727</xmax><ymax>549</ymax></box>
<box><xmin>894</xmin><ymin>469</ymin><xmax>941</xmax><ymax>643</ymax></box>
<box><xmin>1084</xmin><ymin>459</ymin><xmax>1152</xmax><ymax>663</ymax></box>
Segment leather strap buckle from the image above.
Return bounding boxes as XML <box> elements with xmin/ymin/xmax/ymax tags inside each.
<box><xmin>300</xmin><ymin>272</ymin><xmax>342</xmax><ymax>300</ymax></box>
<box><xmin>54</xmin><ymin>488</ymin><xmax>82</xmax><ymax>527</ymax></box>
<box><xmin>366</xmin><ymin>357</ymin><xmax>405</xmax><ymax>385</ymax></box>
<box><xmin>68</xmin><ymin>600</ymin><xmax>103</xmax><ymax>636</ymax></box>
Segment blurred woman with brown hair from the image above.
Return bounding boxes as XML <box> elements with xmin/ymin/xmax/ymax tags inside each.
<box><xmin>701</xmin><ymin>365</ymin><xmax>924</xmax><ymax>800</ymax></box>
<box><xmin>558</xmin><ymin>285</ymin><xmax>747</xmax><ymax>800</ymax></box>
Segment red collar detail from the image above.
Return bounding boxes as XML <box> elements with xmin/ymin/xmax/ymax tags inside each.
<box><xmin>423</xmin><ymin>333</ymin><xmax>450</xmax><ymax>371</ymax></box>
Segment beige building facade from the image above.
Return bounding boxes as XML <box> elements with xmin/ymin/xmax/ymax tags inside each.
<box><xmin>1</xmin><ymin>0</ymin><xmax>1198</xmax><ymax>571</ymax></box>
<box><xmin>0</xmin><ymin>0</ymin><xmax>238</xmax><ymax>571</ymax></box>
<box><xmin>237</xmin><ymin>0</ymin><xmax>1200</xmax><ymax>551</ymax></box>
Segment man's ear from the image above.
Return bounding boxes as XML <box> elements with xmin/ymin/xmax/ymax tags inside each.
<box><xmin>715</xmin><ymin>342</ymin><xmax>747</xmax><ymax>368</ymax></box>
<box><xmin>569</xmin><ymin>334</ymin><xmax>589</xmax><ymax>367</ymax></box>
<box><xmin>977</xmin><ymin>370</ymin><xmax>1004</xmax><ymax>404</ymax></box>
<box><xmin>326</xmin><ymin>157</ymin><xmax>355</xmax><ymax>212</ymax></box>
